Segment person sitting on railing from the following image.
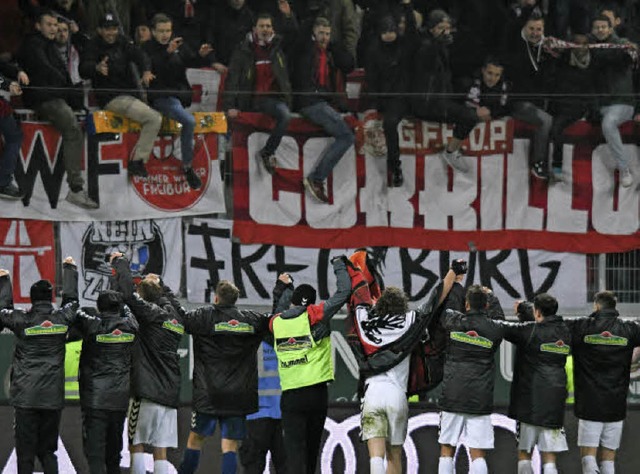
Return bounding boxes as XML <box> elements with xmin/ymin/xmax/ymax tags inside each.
<box><xmin>589</xmin><ymin>13</ymin><xmax>637</xmax><ymax>188</ymax></box>
<box><xmin>18</xmin><ymin>8</ymin><xmax>98</xmax><ymax>209</ymax></box>
<box><xmin>143</xmin><ymin>12</ymin><xmax>219</xmax><ymax>190</ymax></box>
<box><xmin>410</xmin><ymin>9</ymin><xmax>481</xmax><ymax>174</ymax></box>
<box><xmin>0</xmin><ymin>58</ymin><xmax>28</xmax><ymax>200</ymax></box>
<box><xmin>224</xmin><ymin>13</ymin><xmax>293</xmax><ymax>175</ymax></box>
<box><xmin>79</xmin><ymin>13</ymin><xmax>162</xmax><ymax>180</ymax></box>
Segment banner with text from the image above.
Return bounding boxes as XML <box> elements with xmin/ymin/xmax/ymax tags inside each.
<box><xmin>0</xmin><ymin>220</ymin><xmax>55</xmax><ymax>306</ymax></box>
<box><xmin>185</xmin><ymin>218</ymin><xmax>587</xmax><ymax>308</ymax></box>
<box><xmin>60</xmin><ymin>219</ymin><xmax>182</xmax><ymax>307</ymax></box>
<box><xmin>232</xmin><ymin>115</ymin><xmax>639</xmax><ymax>253</ymax></box>
<box><xmin>2</xmin><ymin>122</ymin><xmax>225</xmax><ymax>221</ymax></box>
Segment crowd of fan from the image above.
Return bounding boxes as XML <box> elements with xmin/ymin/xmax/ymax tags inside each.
<box><xmin>0</xmin><ymin>0</ymin><xmax>638</xmax><ymax>206</ymax></box>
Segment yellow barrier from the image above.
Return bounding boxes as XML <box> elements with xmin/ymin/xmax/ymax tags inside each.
<box><xmin>90</xmin><ymin>110</ymin><xmax>228</xmax><ymax>134</ymax></box>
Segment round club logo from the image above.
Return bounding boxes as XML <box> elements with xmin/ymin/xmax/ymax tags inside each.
<box><xmin>129</xmin><ymin>134</ymin><xmax>211</xmax><ymax>211</ymax></box>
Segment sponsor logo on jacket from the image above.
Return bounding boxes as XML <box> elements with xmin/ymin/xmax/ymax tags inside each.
<box><xmin>162</xmin><ymin>319</ymin><xmax>185</xmax><ymax>335</ymax></box>
<box><xmin>25</xmin><ymin>320</ymin><xmax>68</xmax><ymax>336</ymax></box>
<box><xmin>584</xmin><ymin>331</ymin><xmax>628</xmax><ymax>346</ymax></box>
<box><xmin>540</xmin><ymin>340</ymin><xmax>570</xmax><ymax>355</ymax></box>
<box><xmin>96</xmin><ymin>328</ymin><xmax>135</xmax><ymax>343</ymax></box>
<box><xmin>276</xmin><ymin>335</ymin><xmax>312</xmax><ymax>352</ymax></box>
<box><xmin>214</xmin><ymin>319</ymin><xmax>254</xmax><ymax>333</ymax></box>
<box><xmin>280</xmin><ymin>354</ymin><xmax>309</xmax><ymax>368</ymax></box>
<box><xmin>450</xmin><ymin>331</ymin><xmax>493</xmax><ymax>348</ymax></box>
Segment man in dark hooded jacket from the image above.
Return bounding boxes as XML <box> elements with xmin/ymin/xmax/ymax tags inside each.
<box><xmin>0</xmin><ymin>258</ymin><xmax>81</xmax><ymax>474</ymax></box>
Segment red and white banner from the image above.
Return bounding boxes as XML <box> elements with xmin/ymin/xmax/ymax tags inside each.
<box><xmin>1</xmin><ymin>122</ymin><xmax>225</xmax><ymax>221</ymax></box>
<box><xmin>60</xmin><ymin>219</ymin><xmax>182</xmax><ymax>307</ymax></box>
<box><xmin>232</xmin><ymin>115</ymin><xmax>639</xmax><ymax>253</ymax></box>
<box><xmin>185</xmin><ymin>218</ymin><xmax>587</xmax><ymax>308</ymax></box>
<box><xmin>0</xmin><ymin>219</ymin><xmax>55</xmax><ymax>306</ymax></box>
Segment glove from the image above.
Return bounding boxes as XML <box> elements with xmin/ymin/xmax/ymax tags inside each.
<box><xmin>451</xmin><ymin>259</ymin><xmax>467</xmax><ymax>275</ymax></box>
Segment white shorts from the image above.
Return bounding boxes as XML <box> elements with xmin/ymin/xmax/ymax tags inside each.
<box><xmin>517</xmin><ymin>422</ymin><xmax>568</xmax><ymax>453</ymax></box>
<box><xmin>128</xmin><ymin>398</ymin><xmax>178</xmax><ymax>448</ymax></box>
<box><xmin>360</xmin><ymin>382</ymin><xmax>409</xmax><ymax>445</ymax></box>
<box><xmin>438</xmin><ymin>411</ymin><xmax>494</xmax><ymax>450</ymax></box>
<box><xmin>577</xmin><ymin>419</ymin><xmax>624</xmax><ymax>450</ymax></box>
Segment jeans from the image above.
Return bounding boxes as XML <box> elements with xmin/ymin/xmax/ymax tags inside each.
<box><xmin>106</xmin><ymin>95</ymin><xmax>162</xmax><ymax>163</ymax></box>
<box><xmin>511</xmin><ymin>101</ymin><xmax>553</xmax><ymax>165</ymax></box>
<box><xmin>300</xmin><ymin>101</ymin><xmax>354</xmax><ymax>182</ymax></box>
<box><xmin>36</xmin><ymin>98</ymin><xmax>84</xmax><ymax>191</ymax></box>
<box><xmin>14</xmin><ymin>408</ymin><xmax>61</xmax><ymax>474</ymax></box>
<box><xmin>255</xmin><ymin>98</ymin><xmax>291</xmax><ymax>156</ymax></box>
<box><xmin>0</xmin><ymin>111</ymin><xmax>23</xmax><ymax>187</ymax></box>
<box><xmin>153</xmin><ymin>96</ymin><xmax>196</xmax><ymax>167</ymax></box>
<box><xmin>82</xmin><ymin>408</ymin><xmax>126</xmax><ymax>474</ymax></box>
<box><xmin>601</xmin><ymin>104</ymin><xmax>634</xmax><ymax>171</ymax></box>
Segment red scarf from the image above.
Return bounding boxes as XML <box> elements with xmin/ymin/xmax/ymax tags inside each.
<box><xmin>315</xmin><ymin>45</ymin><xmax>329</xmax><ymax>88</ymax></box>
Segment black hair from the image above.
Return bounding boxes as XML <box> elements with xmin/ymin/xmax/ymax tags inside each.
<box><xmin>466</xmin><ymin>285</ymin><xmax>488</xmax><ymax>311</ymax></box>
<box><xmin>533</xmin><ymin>293</ymin><xmax>558</xmax><ymax>317</ymax></box>
<box><xmin>594</xmin><ymin>291</ymin><xmax>617</xmax><ymax>310</ymax></box>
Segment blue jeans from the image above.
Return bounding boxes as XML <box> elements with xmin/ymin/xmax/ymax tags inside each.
<box><xmin>153</xmin><ymin>96</ymin><xmax>196</xmax><ymax>167</ymax></box>
<box><xmin>601</xmin><ymin>104</ymin><xmax>634</xmax><ymax>171</ymax></box>
<box><xmin>300</xmin><ymin>101</ymin><xmax>354</xmax><ymax>182</ymax></box>
<box><xmin>255</xmin><ymin>98</ymin><xmax>291</xmax><ymax>155</ymax></box>
<box><xmin>0</xmin><ymin>111</ymin><xmax>23</xmax><ymax>187</ymax></box>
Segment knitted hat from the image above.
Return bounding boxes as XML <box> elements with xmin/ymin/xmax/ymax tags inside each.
<box><xmin>97</xmin><ymin>290</ymin><xmax>124</xmax><ymax>313</ymax></box>
<box><xmin>426</xmin><ymin>9</ymin><xmax>451</xmax><ymax>29</ymax></box>
<box><xmin>30</xmin><ymin>280</ymin><xmax>52</xmax><ymax>302</ymax></box>
<box><xmin>291</xmin><ymin>284</ymin><xmax>317</xmax><ymax>307</ymax></box>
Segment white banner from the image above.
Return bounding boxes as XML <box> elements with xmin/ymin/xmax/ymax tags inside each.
<box><xmin>60</xmin><ymin>219</ymin><xmax>182</xmax><ymax>307</ymax></box>
<box><xmin>186</xmin><ymin>68</ymin><xmax>222</xmax><ymax>112</ymax></box>
<box><xmin>185</xmin><ymin>218</ymin><xmax>587</xmax><ymax>310</ymax></box>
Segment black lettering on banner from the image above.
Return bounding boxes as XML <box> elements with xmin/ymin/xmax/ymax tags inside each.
<box><xmin>317</xmin><ymin>249</ymin><xmax>331</xmax><ymax>300</ymax></box>
<box><xmin>266</xmin><ymin>246</ymin><xmax>308</xmax><ymax>280</ymax></box>
<box><xmin>517</xmin><ymin>249</ymin><xmax>560</xmax><ymax>300</ymax></box>
<box><xmin>231</xmin><ymin>243</ymin><xmax>271</xmax><ymax>299</ymax></box>
<box><xmin>188</xmin><ymin>222</ymin><xmax>228</xmax><ymax>302</ymax></box>
<box><xmin>399</xmin><ymin>249</ymin><xmax>439</xmax><ymax>301</ymax></box>
<box><xmin>87</xmin><ymin>133</ymin><xmax>122</xmax><ymax>206</ymax></box>
<box><xmin>478</xmin><ymin>250</ymin><xmax>520</xmax><ymax>298</ymax></box>
<box><xmin>15</xmin><ymin>132</ymin><xmax>66</xmax><ymax>207</ymax></box>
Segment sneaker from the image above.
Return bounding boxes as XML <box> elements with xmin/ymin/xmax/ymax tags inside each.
<box><xmin>620</xmin><ymin>168</ymin><xmax>633</xmax><ymax>188</ymax></box>
<box><xmin>551</xmin><ymin>166</ymin><xmax>564</xmax><ymax>182</ymax></box>
<box><xmin>184</xmin><ymin>167</ymin><xmax>202</xmax><ymax>190</ymax></box>
<box><xmin>388</xmin><ymin>165</ymin><xmax>404</xmax><ymax>187</ymax></box>
<box><xmin>259</xmin><ymin>148</ymin><xmax>276</xmax><ymax>175</ymax></box>
<box><xmin>128</xmin><ymin>160</ymin><xmax>148</xmax><ymax>178</ymax></box>
<box><xmin>0</xmin><ymin>182</ymin><xmax>23</xmax><ymax>200</ymax></box>
<box><xmin>531</xmin><ymin>161</ymin><xmax>549</xmax><ymax>180</ymax></box>
<box><xmin>66</xmin><ymin>190</ymin><xmax>98</xmax><ymax>209</ymax></box>
<box><xmin>441</xmin><ymin>149</ymin><xmax>469</xmax><ymax>172</ymax></box>
<box><xmin>303</xmin><ymin>177</ymin><xmax>329</xmax><ymax>203</ymax></box>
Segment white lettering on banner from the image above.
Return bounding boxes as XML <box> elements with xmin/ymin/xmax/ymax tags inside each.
<box><xmin>591</xmin><ymin>145</ymin><xmax>639</xmax><ymax>235</ymax></box>
<box><xmin>359</xmin><ymin>154</ymin><xmax>388</xmax><ymax>227</ymax></box>
<box><xmin>319</xmin><ymin>413</ymin><xmax>541</xmax><ymax>474</ymax></box>
<box><xmin>505</xmin><ymin>141</ymin><xmax>544</xmax><ymax>231</ymax></box>
<box><xmin>90</xmin><ymin>221</ymin><xmax>156</xmax><ymax>243</ymax></box>
<box><xmin>249</xmin><ymin>133</ymin><xmax>301</xmax><ymax>225</ymax></box>
<box><xmin>420</xmin><ymin>157</ymin><xmax>477</xmax><ymax>231</ymax></box>
<box><xmin>480</xmin><ymin>155</ymin><xmax>504</xmax><ymax>230</ymax></box>
<box><xmin>303</xmin><ymin>139</ymin><xmax>357</xmax><ymax>229</ymax></box>
<box><xmin>547</xmin><ymin>145</ymin><xmax>589</xmax><ymax>233</ymax></box>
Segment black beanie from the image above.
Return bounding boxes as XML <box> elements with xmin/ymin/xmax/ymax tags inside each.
<box><xmin>30</xmin><ymin>280</ymin><xmax>53</xmax><ymax>302</ymax></box>
<box><xmin>427</xmin><ymin>9</ymin><xmax>451</xmax><ymax>29</ymax></box>
<box><xmin>97</xmin><ymin>290</ymin><xmax>124</xmax><ymax>313</ymax></box>
<box><xmin>291</xmin><ymin>284</ymin><xmax>317</xmax><ymax>307</ymax></box>
<box><xmin>378</xmin><ymin>15</ymin><xmax>399</xmax><ymax>34</ymax></box>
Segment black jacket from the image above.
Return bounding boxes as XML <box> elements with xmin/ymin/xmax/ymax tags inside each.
<box><xmin>18</xmin><ymin>32</ymin><xmax>78</xmax><ymax>108</ymax></box>
<box><xmin>0</xmin><ymin>265</ymin><xmax>79</xmax><ymax>410</ymax></box>
<box><xmin>567</xmin><ymin>309</ymin><xmax>640</xmax><ymax>422</ymax></box>
<box><xmin>548</xmin><ymin>50</ymin><xmax>595</xmax><ymax>117</ymax></box>
<box><xmin>183</xmin><ymin>304</ymin><xmax>269</xmax><ymax>416</ymax></box>
<box><xmin>76</xmin><ymin>296</ymin><xmax>139</xmax><ymax>411</ymax></box>
<box><xmin>111</xmin><ymin>257</ymin><xmax>183</xmax><ymax>408</ymax></box>
<box><xmin>143</xmin><ymin>38</ymin><xmax>208</xmax><ymax>107</ymax></box>
<box><xmin>503</xmin><ymin>315</ymin><xmax>571</xmax><ymax>429</ymax></box>
<box><xmin>79</xmin><ymin>35</ymin><xmax>151</xmax><ymax>108</ymax></box>
<box><xmin>364</xmin><ymin>35</ymin><xmax>414</xmax><ymax>110</ymax></box>
<box><xmin>411</xmin><ymin>33</ymin><xmax>453</xmax><ymax>113</ymax></box>
<box><xmin>504</xmin><ymin>33</ymin><xmax>556</xmax><ymax>105</ymax></box>
<box><xmin>290</xmin><ymin>37</ymin><xmax>355</xmax><ymax>110</ymax></box>
<box><xmin>209</xmin><ymin>2</ymin><xmax>255</xmax><ymax>65</ymax></box>
<box><xmin>464</xmin><ymin>75</ymin><xmax>512</xmax><ymax>120</ymax></box>
<box><xmin>223</xmin><ymin>34</ymin><xmax>292</xmax><ymax>111</ymax></box>
<box><xmin>439</xmin><ymin>309</ymin><xmax>504</xmax><ymax>414</ymax></box>
<box><xmin>0</xmin><ymin>59</ymin><xmax>21</xmax><ymax>92</ymax></box>
<box><xmin>589</xmin><ymin>34</ymin><xmax>635</xmax><ymax>107</ymax></box>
